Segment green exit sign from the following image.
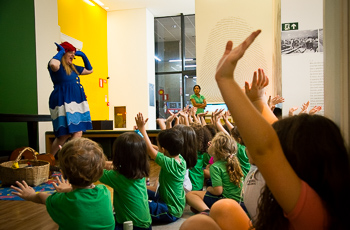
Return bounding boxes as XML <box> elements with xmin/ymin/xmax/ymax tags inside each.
<box><xmin>282</xmin><ymin>22</ymin><xmax>299</xmax><ymax>31</ymax></box>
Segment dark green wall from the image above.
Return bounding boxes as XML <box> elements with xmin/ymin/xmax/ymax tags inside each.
<box><xmin>0</xmin><ymin>0</ymin><xmax>38</xmax><ymax>156</ymax></box>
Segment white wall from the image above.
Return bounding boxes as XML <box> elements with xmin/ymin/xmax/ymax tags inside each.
<box><xmin>281</xmin><ymin>0</ymin><xmax>324</xmax><ymax>117</ymax></box>
<box><xmin>35</xmin><ymin>0</ymin><xmax>60</xmax><ymax>153</ymax></box>
<box><xmin>107</xmin><ymin>8</ymin><xmax>156</xmax><ymax>130</ymax></box>
<box><xmin>195</xmin><ymin>0</ymin><xmax>274</xmax><ymax>102</ymax></box>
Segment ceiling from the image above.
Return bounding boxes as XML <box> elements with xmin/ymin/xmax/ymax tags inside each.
<box><xmin>97</xmin><ymin>0</ymin><xmax>195</xmax><ymax>17</ymax></box>
<box><xmin>154</xmin><ymin>15</ymin><xmax>196</xmax><ymax>59</ymax></box>
<box><xmin>94</xmin><ymin>0</ymin><xmax>196</xmax><ymax>59</ymax></box>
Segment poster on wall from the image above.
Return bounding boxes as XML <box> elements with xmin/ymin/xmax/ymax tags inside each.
<box><xmin>281</xmin><ymin>0</ymin><xmax>324</xmax><ymax>117</ymax></box>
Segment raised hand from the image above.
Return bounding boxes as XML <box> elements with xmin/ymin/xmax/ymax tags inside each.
<box><xmin>197</xmin><ymin>111</ymin><xmax>209</xmax><ymax>117</ymax></box>
<box><xmin>271</xmin><ymin>95</ymin><xmax>285</xmax><ymax>106</ymax></box>
<box><xmin>299</xmin><ymin>101</ymin><xmax>310</xmax><ymax>114</ymax></box>
<box><xmin>75</xmin><ymin>50</ymin><xmax>93</xmax><ymax>72</ymax></box>
<box><xmin>191</xmin><ymin>107</ymin><xmax>198</xmax><ymax>116</ymax></box>
<box><xmin>55</xmin><ymin>42</ymin><xmax>65</xmax><ymax>53</ymax></box>
<box><xmin>179</xmin><ymin>110</ymin><xmax>189</xmax><ymax>118</ymax></box>
<box><xmin>211</xmin><ymin>109</ymin><xmax>218</xmax><ymax>124</ymax></box>
<box><xmin>288</xmin><ymin>106</ymin><xmax>298</xmax><ymax>117</ymax></box>
<box><xmin>183</xmin><ymin>105</ymin><xmax>190</xmax><ymax>113</ymax></box>
<box><xmin>135</xmin><ymin>112</ymin><xmax>148</xmax><ymax>133</ymax></box>
<box><xmin>222</xmin><ymin>111</ymin><xmax>230</xmax><ymax>121</ymax></box>
<box><xmin>166</xmin><ymin>110</ymin><xmax>178</xmax><ymax>129</ymax></box>
<box><xmin>309</xmin><ymin>106</ymin><xmax>322</xmax><ymax>115</ymax></box>
<box><xmin>74</xmin><ymin>50</ymin><xmax>84</xmax><ymax>57</ymax></box>
<box><xmin>53</xmin><ymin>176</ymin><xmax>72</xmax><ymax>193</ymax></box>
<box><xmin>215</xmin><ymin>30</ymin><xmax>261</xmax><ymax>82</ymax></box>
<box><xmin>245</xmin><ymin>68</ymin><xmax>269</xmax><ymax>103</ymax></box>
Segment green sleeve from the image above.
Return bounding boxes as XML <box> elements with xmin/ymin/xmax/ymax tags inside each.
<box><xmin>210</xmin><ymin>164</ymin><xmax>223</xmax><ymax>187</ymax></box>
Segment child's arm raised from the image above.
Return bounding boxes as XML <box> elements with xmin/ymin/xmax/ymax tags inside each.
<box><xmin>215</xmin><ymin>31</ymin><xmax>301</xmax><ymax>214</ymax></box>
<box><xmin>11</xmin><ymin>180</ymin><xmax>49</xmax><ymax>204</ymax></box>
<box><xmin>222</xmin><ymin>111</ymin><xmax>234</xmax><ymax>131</ymax></box>
<box><xmin>135</xmin><ymin>113</ymin><xmax>158</xmax><ymax>160</ymax></box>
<box><xmin>213</xmin><ymin>109</ymin><xmax>230</xmax><ymax>136</ymax></box>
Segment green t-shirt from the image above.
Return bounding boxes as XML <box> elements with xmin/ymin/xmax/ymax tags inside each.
<box><xmin>202</xmin><ymin>152</ymin><xmax>211</xmax><ymax>167</ymax></box>
<box><xmin>210</xmin><ymin>160</ymin><xmax>243</xmax><ymax>202</ymax></box>
<box><xmin>99</xmin><ymin>170</ymin><xmax>151</xmax><ymax>228</ymax></box>
<box><xmin>46</xmin><ymin>184</ymin><xmax>115</xmax><ymax>230</ymax></box>
<box><xmin>237</xmin><ymin>143</ymin><xmax>251</xmax><ymax>177</ymax></box>
<box><xmin>190</xmin><ymin>94</ymin><xmax>206</xmax><ymax>114</ymax></box>
<box><xmin>155</xmin><ymin>152</ymin><xmax>186</xmax><ymax>218</ymax></box>
<box><xmin>189</xmin><ymin>152</ymin><xmax>204</xmax><ymax>191</ymax></box>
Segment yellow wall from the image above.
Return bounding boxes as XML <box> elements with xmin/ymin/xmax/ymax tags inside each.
<box><xmin>57</xmin><ymin>0</ymin><xmax>108</xmax><ymax>120</ymax></box>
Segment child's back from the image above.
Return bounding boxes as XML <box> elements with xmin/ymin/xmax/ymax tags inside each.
<box><xmin>12</xmin><ymin>138</ymin><xmax>115</xmax><ymax>230</ymax></box>
<box><xmin>135</xmin><ymin>113</ymin><xmax>187</xmax><ymax>223</ymax></box>
<box><xmin>46</xmin><ymin>184</ymin><xmax>114</xmax><ymax>229</ymax></box>
<box><xmin>100</xmin><ymin>171</ymin><xmax>151</xmax><ymax>228</ymax></box>
<box><xmin>48</xmin><ymin>138</ymin><xmax>115</xmax><ymax>230</ymax></box>
<box><xmin>208</xmin><ymin>132</ymin><xmax>243</xmax><ymax>202</ymax></box>
<box><xmin>189</xmin><ymin>123</ymin><xmax>213</xmax><ymax>190</ymax></box>
<box><xmin>154</xmin><ymin>128</ymin><xmax>187</xmax><ymax>219</ymax></box>
<box><xmin>209</xmin><ymin>160</ymin><xmax>242</xmax><ymax>201</ymax></box>
<box><xmin>156</xmin><ymin>152</ymin><xmax>187</xmax><ymax>216</ymax></box>
<box><xmin>99</xmin><ymin>132</ymin><xmax>151</xmax><ymax>229</ymax></box>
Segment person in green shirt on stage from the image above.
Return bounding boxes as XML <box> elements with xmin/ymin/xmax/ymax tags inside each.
<box><xmin>190</xmin><ymin>85</ymin><xmax>207</xmax><ymax>114</ymax></box>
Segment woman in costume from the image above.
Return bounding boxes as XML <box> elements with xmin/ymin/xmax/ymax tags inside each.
<box><xmin>48</xmin><ymin>41</ymin><xmax>93</xmax><ymax>156</ymax></box>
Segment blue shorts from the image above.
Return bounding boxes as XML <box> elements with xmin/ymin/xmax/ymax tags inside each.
<box><xmin>147</xmin><ymin>189</ymin><xmax>178</xmax><ymax>223</ymax></box>
<box><xmin>203</xmin><ymin>191</ymin><xmax>224</xmax><ymax>208</ymax></box>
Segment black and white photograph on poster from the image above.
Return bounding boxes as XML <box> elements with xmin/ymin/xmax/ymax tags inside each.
<box><xmin>281</xmin><ymin>29</ymin><xmax>321</xmax><ymax>55</ymax></box>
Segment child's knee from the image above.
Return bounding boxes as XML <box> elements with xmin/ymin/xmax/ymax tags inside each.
<box><xmin>180</xmin><ymin>215</ymin><xmax>220</xmax><ymax>230</ymax></box>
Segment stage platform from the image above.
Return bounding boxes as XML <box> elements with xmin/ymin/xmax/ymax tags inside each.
<box><xmin>45</xmin><ymin>130</ymin><xmax>160</xmax><ymax>158</ymax></box>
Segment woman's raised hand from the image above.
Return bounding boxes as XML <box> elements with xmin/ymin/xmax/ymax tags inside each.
<box><xmin>54</xmin><ymin>42</ymin><xmax>65</xmax><ymax>53</ymax></box>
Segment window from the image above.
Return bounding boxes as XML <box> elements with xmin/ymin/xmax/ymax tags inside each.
<box><xmin>155</xmin><ymin>14</ymin><xmax>196</xmax><ymax>119</ymax></box>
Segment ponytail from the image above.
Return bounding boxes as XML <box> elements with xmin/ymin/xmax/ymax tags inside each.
<box><xmin>226</xmin><ymin>154</ymin><xmax>243</xmax><ymax>187</ymax></box>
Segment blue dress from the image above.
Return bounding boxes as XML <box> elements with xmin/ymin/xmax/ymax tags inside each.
<box><xmin>48</xmin><ymin>64</ymin><xmax>92</xmax><ymax>137</ymax></box>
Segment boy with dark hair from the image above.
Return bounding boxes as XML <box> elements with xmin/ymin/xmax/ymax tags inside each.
<box><xmin>135</xmin><ymin>113</ymin><xmax>187</xmax><ymax>223</ymax></box>
<box><xmin>11</xmin><ymin>138</ymin><xmax>115</xmax><ymax>230</ymax></box>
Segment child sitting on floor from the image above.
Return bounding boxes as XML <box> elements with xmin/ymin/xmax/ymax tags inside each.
<box><xmin>186</xmin><ymin>132</ymin><xmax>244</xmax><ymax>214</ymax></box>
<box><xmin>135</xmin><ymin>112</ymin><xmax>186</xmax><ymax>223</ymax></box>
<box><xmin>190</xmin><ymin>123</ymin><xmax>213</xmax><ymax>191</ymax></box>
<box><xmin>11</xmin><ymin>137</ymin><xmax>115</xmax><ymax>230</ymax></box>
<box><xmin>99</xmin><ymin>132</ymin><xmax>152</xmax><ymax>230</ymax></box>
<box><xmin>173</xmin><ymin>124</ymin><xmax>198</xmax><ymax>193</ymax></box>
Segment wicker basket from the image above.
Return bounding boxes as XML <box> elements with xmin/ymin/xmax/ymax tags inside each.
<box><xmin>0</xmin><ymin>147</ymin><xmax>49</xmax><ymax>187</ymax></box>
